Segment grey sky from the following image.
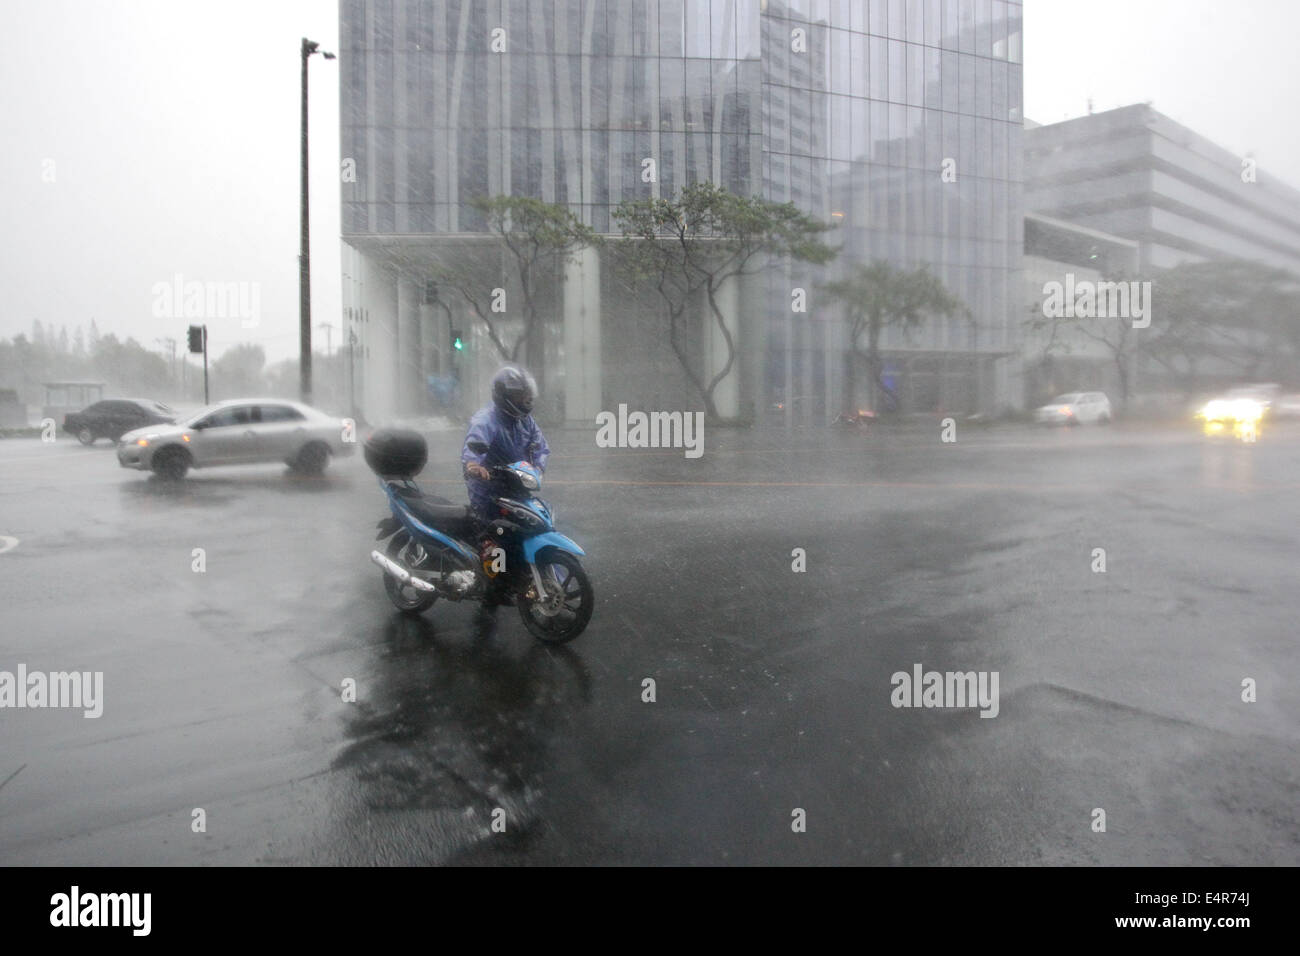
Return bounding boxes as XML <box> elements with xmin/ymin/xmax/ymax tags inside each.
<box><xmin>1</xmin><ymin>0</ymin><xmax>1296</xmax><ymax>362</ymax></box>
<box><xmin>0</xmin><ymin>0</ymin><xmax>341</xmax><ymax>363</ymax></box>
<box><xmin>1024</xmin><ymin>0</ymin><xmax>1300</xmax><ymax>178</ymax></box>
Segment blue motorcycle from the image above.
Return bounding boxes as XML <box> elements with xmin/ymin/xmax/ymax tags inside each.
<box><xmin>365</xmin><ymin>429</ymin><xmax>593</xmax><ymax>644</ymax></box>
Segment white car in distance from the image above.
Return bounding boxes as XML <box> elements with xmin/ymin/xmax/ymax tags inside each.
<box><xmin>117</xmin><ymin>399</ymin><xmax>355</xmax><ymax>479</ymax></box>
<box><xmin>1034</xmin><ymin>391</ymin><xmax>1113</xmax><ymax>426</ymax></box>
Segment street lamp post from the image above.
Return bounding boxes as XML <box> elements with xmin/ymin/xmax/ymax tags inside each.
<box><xmin>317</xmin><ymin>322</ymin><xmax>335</xmax><ymax>358</ymax></box>
<box><xmin>300</xmin><ymin>37</ymin><xmax>335</xmax><ymax>405</ymax></box>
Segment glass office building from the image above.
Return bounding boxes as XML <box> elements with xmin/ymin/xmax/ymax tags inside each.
<box><xmin>340</xmin><ymin>0</ymin><xmax>1023</xmax><ymax>421</ymax></box>
<box><xmin>762</xmin><ymin>0</ymin><xmax>1023</xmax><ymax>419</ymax></box>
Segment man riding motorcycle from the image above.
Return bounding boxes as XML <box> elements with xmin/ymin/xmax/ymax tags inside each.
<box><xmin>461</xmin><ymin>365</ymin><xmax>550</xmax><ymax>515</ymax></box>
<box><xmin>461</xmin><ymin>365</ymin><xmax>551</xmax><ymax>610</ymax></box>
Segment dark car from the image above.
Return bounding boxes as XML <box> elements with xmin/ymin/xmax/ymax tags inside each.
<box><xmin>64</xmin><ymin>398</ymin><xmax>176</xmax><ymax>445</ymax></box>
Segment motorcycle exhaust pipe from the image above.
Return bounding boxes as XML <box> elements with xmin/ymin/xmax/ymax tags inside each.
<box><xmin>370</xmin><ymin>550</ymin><xmax>439</xmax><ymax>592</ymax></box>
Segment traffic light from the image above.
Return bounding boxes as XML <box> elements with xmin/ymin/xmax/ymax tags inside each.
<box><xmin>187</xmin><ymin>325</ymin><xmax>205</xmax><ymax>353</ymax></box>
<box><xmin>451</xmin><ymin>329</ymin><xmax>464</xmax><ymax>352</ymax></box>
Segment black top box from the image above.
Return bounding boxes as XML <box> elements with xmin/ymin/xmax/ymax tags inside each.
<box><xmin>364</xmin><ymin>428</ymin><xmax>428</xmax><ymax>477</ymax></box>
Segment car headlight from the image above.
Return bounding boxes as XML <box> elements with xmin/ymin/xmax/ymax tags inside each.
<box><xmin>1232</xmin><ymin>399</ymin><xmax>1263</xmax><ymax>422</ymax></box>
<box><xmin>1199</xmin><ymin>399</ymin><xmax>1263</xmax><ymax>423</ymax></box>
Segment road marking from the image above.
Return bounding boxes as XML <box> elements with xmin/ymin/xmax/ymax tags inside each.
<box><xmin>551</xmin><ymin>438</ymin><xmax>1201</xmax><ymax>461</ymax></box>
<box><xmin>0</xmin><ymin>763</ymin><xmax>26</xmax><ymax>794</ymax></box>
<box><xmin>550</xmin><ymin>479</ymin><xmax>1114</xmax><ymax>491</ymax></box>
<box><xmin>528</xmin><ymin>431</ymin><xmax>1214</xmax><ymax>463</ymax></box>
<box><xmin>418</xmin><ymin>476</ymin><xmax>1300</xmax><ymax>492</ymax></box>
<box><xmin>417</xmin><ymin>477</ymin><xmax>1092</xmax><ymax>491</ymax></box>
<box><xmin>0</xmin><ymin>536</ymin><xmax>18</xmax><ymax>554</ymax></box>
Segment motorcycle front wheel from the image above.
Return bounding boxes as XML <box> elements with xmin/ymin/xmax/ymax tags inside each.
<box><xmin>517</xmin><ymin>550</ymin><xmax>593</xmax><ymax>644</ymax></box>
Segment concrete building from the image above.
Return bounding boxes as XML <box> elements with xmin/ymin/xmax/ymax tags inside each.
<box><xmin>1018</xmin><ymin>211</ymin><xmax>1139</xmax><ymax>408</ymax></box>
<box><xmin>1024</xmin><ymin>103</ymin><xmax>1300</xmax><ymax>276</ymax></box>
<box><xmin>1024</xmin><ymin>104</ymin><xmax>1300</xmax><ymax>401</ymax></box>
<box><xmin>339</xmin><ymin>0</ymin><xmax>1024</xmax><ymax>424</ymax></box>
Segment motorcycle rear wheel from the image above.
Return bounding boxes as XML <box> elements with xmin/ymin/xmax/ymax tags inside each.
<box><xmin>383</xmin><ymin>531</ymin><xmax>438</xmax><ymax>614</ymax></box>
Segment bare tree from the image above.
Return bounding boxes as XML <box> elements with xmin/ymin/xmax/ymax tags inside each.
<box><xmin>426</xmin><ymin>258</ymin><xmax>513</xmax><ymax>362</ymax></box>
<box><xmin>470</xmin><ymin>195</ymin><xmax>599</xmax><ymax>389</ymax></box>
<box><xmin>823</xmin><ymin>260</ymin><xmax>966</xmax><ymax>413</ymax></box>
<box><xmin>614</xmin><ymin>182</ymin><xmax>836</xmax><ymax>419</ymax></box>
<box><xmin>1148</xmin><ymin>259</ymin><xmax>1300</xmax><ymax>393</ymax></box>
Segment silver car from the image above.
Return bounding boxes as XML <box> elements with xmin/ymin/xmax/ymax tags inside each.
<box><xmin>1034</xmin><ymin>391</ymin><xmax>1113</xmax><ymax>426</ymax></box>
<box><xmin>117</xmin><ymin>399</ymin><xmax>355</xmax><ymax>479</ymax></box>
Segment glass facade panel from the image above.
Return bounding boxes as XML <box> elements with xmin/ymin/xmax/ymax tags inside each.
<box><xmin>341</xmin><ymin>0</ymin><xmax>1022</xmax><ymax>417</ymax></box>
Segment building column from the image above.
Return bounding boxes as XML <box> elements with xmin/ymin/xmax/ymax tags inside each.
<box><xmin>340</xmin><ymin>243</ymin><xmax>363</xmax><ymax>418</ymax></box>
<box><xmin>396</xmin><ymin>276</ymin><xmax>421</xmax><ymax>415</ymax></box>
<box><xmin>419</xmin><ymin>298</ymin><xmax>436</xmax><ymax>400</ymax></box>
<box><xmin>564</xmin><ymin>245</ymin><xmax>602</xmax><ymax>422</ymax></box>
<box><xmin>366</xmin><ymin>266</ymin><xmax>399</xmax><ymax>422</ymax></box>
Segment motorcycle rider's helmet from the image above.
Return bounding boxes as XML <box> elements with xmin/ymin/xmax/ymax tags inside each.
<box><xmin>492</xmin><ymin>364</ymin><xmax>538</xmax><ymax>420</ymax></box>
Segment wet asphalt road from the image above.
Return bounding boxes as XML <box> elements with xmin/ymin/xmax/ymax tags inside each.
<box><xmin>1</xmin><ymin>419</ymin><xmax>1298</xmax><ymax>865</ymax></box>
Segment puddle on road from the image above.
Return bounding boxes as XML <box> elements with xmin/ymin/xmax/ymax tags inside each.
<box><xmin>320</xmin><ymin>613</ymin><xmax>593</xmax><ymax>864</ymax></box>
